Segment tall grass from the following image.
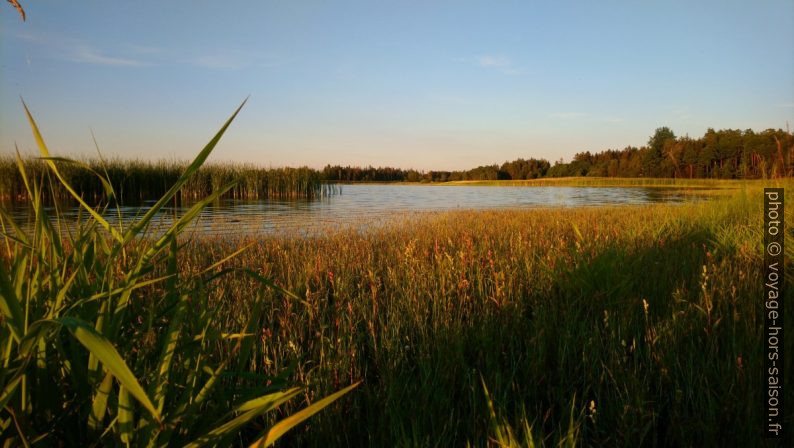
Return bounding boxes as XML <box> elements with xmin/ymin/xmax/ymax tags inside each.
<box><xmin>161</xmin><ymin>183</ymin><xmax>791</xmax><ymax>446</ymax></box>
<box><xmin>0</xmin><ymin>100</ymin><xmax>356</xmax><ymax>447</ymax></box>
<box><xmin>0</xmin><ymin>157</ymin><xmax>337</xmax><ymax>204</ymax></box>
<box><xmin>2</xmin><ymin>102</ymin><xmax>791</xmax><ymax>445</ymax></box>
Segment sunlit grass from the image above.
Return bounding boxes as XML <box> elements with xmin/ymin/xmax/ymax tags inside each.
<box><xmin>0</xmin><ymin>100</ymin><xmax>356</xmax><ymax>447</ymax></box>
<box><xmin>156</xmin><ymin>180</ymin><xmax>791</xmax><ymax>446</ymax></box>
<box><xmin>0</xmin><ymin>156</ymin><xmax>337</xmax><ymax>204</ymax></box>
<box><xmin>2</xmin><ymin>100</ymin><xmax>791</xmax><ymax>446</ymax></box>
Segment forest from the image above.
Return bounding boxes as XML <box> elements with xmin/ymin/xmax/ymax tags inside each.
<box><xmin>3</xmin><ymin>126</ymin><xmax>791</xmax><ymax>204</ymax></box>
<box><xmin>322</xmin><ymin>127</ymin><xmax>794</xmax><ymax>182</ymax></box>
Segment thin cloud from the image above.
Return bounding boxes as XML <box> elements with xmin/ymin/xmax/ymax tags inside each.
<box><xmin>190</xmin><ymin>50</ymin><xmax>284</xmax><ymax>71</ymax></box>
<box><xmin>457</xmin><ymin>55</ymin><xmax>527</xmax><ymax>75</ymax></box>
<box><xmin>10</xmin><ymin>29</ymin><xmax>150</xmax><ymax>67</ymax></box>
<box><xmin>11</xmin><ymin>29</ymin><xmax>48</xmax><ymax>44</ymax></box>
<box><xmin>127</xmin><ymin>44</ymin><xmax>164</xmax><ymax>55</ymax></box>
<box><xmin>192</xmin><ymin>54</ymin><xmax>249</xmax><ymax>70</ymax></box>
<box><xmin>477</xmin><ymin>55</ymin><xmax>510</xmax><ymax>68</ymax></box>
<box><xmin>602</xmin><ymin>117</ymin><xmax>625</xmax><ymax>123</ymax></box>
<box><xmin>70</xmin><ymin>46</ymin><xmax>146</xmax><ymax>67</ymax></box>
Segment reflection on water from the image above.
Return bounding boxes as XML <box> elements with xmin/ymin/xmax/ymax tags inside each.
<box><xmin>6</xmin><ymin>185</ymin><xmax>707</xmax><ymax>237</ymax></box>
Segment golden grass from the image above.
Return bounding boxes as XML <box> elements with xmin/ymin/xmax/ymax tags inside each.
<box><xmin>156</xmin><ymin>181</ymin><xmax>791</xmax><ymax>446</ymax></box>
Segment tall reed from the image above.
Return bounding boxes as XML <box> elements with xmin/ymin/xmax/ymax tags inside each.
<box><xmin>3</xmin><ymin>101</ymin><xmax>790</xmax><ymax>446</ymax></box>
<box><xmin>166</xmin><ymin>183</ymin><xmax>792</xmax><ymax>446</ymax></box>
<box><xmin>0</xmin><ymin>157</ymin><xmax>337</xmax><ymax>204</ymax></box>
<box><xmin>0</xmin><ymin>100</ymin><xmax>356</xmax><ymax>447</ymax></box>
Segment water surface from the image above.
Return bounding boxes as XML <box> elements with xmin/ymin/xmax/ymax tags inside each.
<box><xmin>7</xmin><ymin>184</ymin><xmax>704</xmax><ymax>236</ymax></box>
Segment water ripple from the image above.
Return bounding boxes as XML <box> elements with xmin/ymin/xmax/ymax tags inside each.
<box><xmin>7</xmin><ymin>185</ymin><xmax>702</xmax><ymax>237</ymax></box>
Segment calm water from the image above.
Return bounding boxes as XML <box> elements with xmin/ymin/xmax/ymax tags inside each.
<box><xmin>7</xmin><ymin>185</ymin><xmax>703</xmax><ymax>236</ymax></box>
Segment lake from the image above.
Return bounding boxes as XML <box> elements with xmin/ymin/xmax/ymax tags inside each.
<box><xmin>6</xmin><ymin>184</ymin><xmax>706</xmax><ymax>236</ymax></box>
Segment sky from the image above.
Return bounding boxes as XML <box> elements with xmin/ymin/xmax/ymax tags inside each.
<box><xmin>1</xmin><ymin>1</ymin><xmax>793</xmax><ymax>171</ymax></box>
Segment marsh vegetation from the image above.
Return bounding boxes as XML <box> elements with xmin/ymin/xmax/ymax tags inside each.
<box><xmin>0</xmin><ymin>156</ymin><xmax>336</xmax><ymax>204</ymax></box>
<box><xmin>1</xmin><ymin>104</ymin><xmax>791</xmax><ymax>446</ymax></box>
<box><xmin>166</xmin><ymin>186</ymin><xmax>791</xmax><ymax>446</ymax></box>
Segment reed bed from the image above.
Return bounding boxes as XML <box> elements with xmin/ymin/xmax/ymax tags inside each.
<box><xmin>0</xmin><ymin>101</ymin><xmax>355</xmax><ymax>447</ymax></box>
<box><xmin>2</xmin><ymin>100</ymin><xmax>792</xmax><ymax>446</ymax></box>
<box><xmin>0</xmin><ymin>156</ymin><xmax>337</xmax><ymax>204</ymax></box>
<box><xmin>161</xmin><ymin>182</ymin><xmax>791</xmax><ymax>446</ymax></box>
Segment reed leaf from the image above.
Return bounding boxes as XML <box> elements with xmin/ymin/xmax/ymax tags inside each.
<box><xmin>121</xmin><ymin>99</ymin><xmax>247</xmax><ymax>245</ymax></box>
<box><xmin>118</xmin><ymin>385</ymin><xmax>133</xmax><ymax>445</ymax></box>
<box><xmin>184</xmin><ymin>388</ymin><xmax>302</xmax><ymax>448</ymax></box>
<box><xmin>1</xmin><ymin>99</ymin><xmax>360</xmax><ymax>446</ymax></box>
<box><xmin>88</xmin><ymin>371</ymin><xmax>114</xmax><ymax>432</ymax></box>
<box><xmin>0</xmin><ymin>260</ymin><xmax>25</xmax><ymax>342</ymax></box>
<box><xmin>21</xmin><ymin>99</ymin><xmax>123</xmax><ymax>243</ymax></box>
<box><xmin>59</xmin><ymin>316</ymin><xmax>161</xmax><ymax>423</ymax></box>
<box><xmin>249</xmin><ymin>381</ymin><xmax>361</xmax><ymax>448</ymax></box>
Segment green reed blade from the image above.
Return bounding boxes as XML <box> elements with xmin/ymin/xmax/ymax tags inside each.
<box><xmin>59</xmin><ymin>317</ymin><xmax>162</xmax><ymax>423</ymax></box>
<box><xmin>122</xmin><ymin>98</ymin><xmax>247</xmax><ymax>245</ymax></box>
<box><xmin>249</xmin><ymin>381</ymin><xmax>360</xmax><ymax>448</ymax></box>
<box><xmin>14</xmin><ymin>147</ymin><xmax>32</xmax><ymax>204</ymax></box>
<box><xmin>21</xmin><ymin>99</ymin><xmax>123</xmax><ymax>243</ymax></box>
<box><xmin>118</xmin><ymin>385</ymin><xmax>133</xmax><ymax>445</ymax></box>
<box><xmin>183</xmin><ymin>388</ymin><xmax>302</xmax><ymax>448</ymax></box>
<box><xmin>88</xmin><ymin>370</ymin><xmax>114</xmax><ymax>432</ymax></box>
<box><xmin>38</xmin><ymin>156</ymin><xmax>116</xmax><ymax>202</ymax></box>
<box><xmin>0</xmin><ymin>260</ymin><xmax>24</xmax><ymax>342</ymax></box>
<box><xmin>0</xmin><ymin>375</ymin><xmax>23</xmax><ymax>412</ymax></box>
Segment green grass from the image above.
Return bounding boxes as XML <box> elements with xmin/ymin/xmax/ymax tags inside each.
<box><xmin>0</xmin><ymin>101</ymin><xmax>356</xmax><ymax>447</ymax></box>
<box><xmin>152</xmin><ymin>181</ymin><xmax>790</xmax><ymax>446</ymax></box>
<box><xmin>2</xmin><ymin>101</ymin><xmax>792</xmax><ymax>446</ymax></box>
<box><xmin>0</xmin><ymin>156</ymin><xmax>337</xmax><ymax>204</ymax></box>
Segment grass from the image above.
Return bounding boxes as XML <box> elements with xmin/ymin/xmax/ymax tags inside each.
<box><xmin>0</xmin><ymin>156</ymin><xmax>337</xmax><ymax>204</ymax></box>
<box><xmin>1</xmin><ymin>101</ymin><xmax>792</xmax><ymax>446</ymax></box>
<box><xmin>0</xmin><ymin>100</ymin><xmax>356</xmax><ymax>447</ymax></box>
<box><xmin>0</xmin><ymin>158</ymin><xmax>757</xmax><ymax>206</ymax></box>
<box><xmin>151</xmin><ymin>181</ymin><xmax>790</xmax><ymax>446</ymax></box>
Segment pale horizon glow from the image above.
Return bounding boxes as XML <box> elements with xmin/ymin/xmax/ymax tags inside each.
<box><xmin>1</xmin><ymin>1</ymin><xmax>793</xmax><ymax>171</ymax></box>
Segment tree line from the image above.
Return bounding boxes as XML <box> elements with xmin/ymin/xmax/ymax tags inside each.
<box><xmin>321</xmin><ymin>157</ymin><xmax>551</xmax><ymax>182</ymax></box>
<box><xmin>322</xmin><ymin>126</ymin><xmax>794</xmax><ymax>182</ymax></box>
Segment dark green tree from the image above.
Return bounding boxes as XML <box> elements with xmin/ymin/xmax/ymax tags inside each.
<box><xmin>643</xmin><ymin>127</ymin><xmax>676</xmax><ymax>177</ymax></box>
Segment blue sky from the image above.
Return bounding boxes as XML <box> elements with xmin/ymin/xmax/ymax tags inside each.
<box><xmin>1</xmin><ymin>1</ymin><xmax>792</xmax><ymax>170</ymax></box>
